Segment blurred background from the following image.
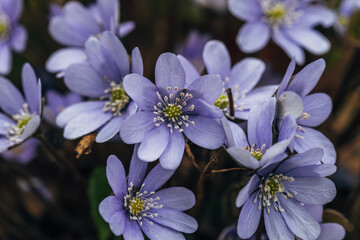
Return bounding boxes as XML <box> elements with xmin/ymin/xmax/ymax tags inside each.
<box><xmin>0</xmin><ymin>0</ymin><xmax>359</xmax><ymax>239</ymax></box>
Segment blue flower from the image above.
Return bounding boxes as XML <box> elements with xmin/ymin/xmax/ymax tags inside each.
<box><xmin>0</xmin><ymin>63</ymin><xmax>42</xmax><ymax>153</ymax></box>
<box><xmin>276</xmin><ymin>58</ymin><xmax>336</xmax><ymax>164</ymax></box>
<box><xmin>0</xmin><ymin>0</ymin><xmax>27</xmax><ymax>74</ymax></box>
<box><xmin>56</xmin><ymin>31</ymin><xmax>142</xmax><ymax>143</ymax></box>
<box><xmin>46</xmin><ymin>0</ymin><xmax>135</xmax><ymax>77</ymax></box>
<box><xmin>228</xmin><ymin>0</ymin><xmax>335</xmax><ymax>64</ymax></box>
<box><xmin>236</xmin><ymin>148</ymin><xmax>337</xmax><ymax>239</ymax></box>
<box><xmin>120</xmin><ymin>52</ymin><xmax>225</xmax><ymax>170</ymax></box>
<box><xmin>99</xmin><ymin>148</ymin><xmax>198</xmax><ymax>239</ymax></box>
<box><xmin>225</xmin><ymin>97</ymin><xmax>296</xmax><ymax>170</ymax></box>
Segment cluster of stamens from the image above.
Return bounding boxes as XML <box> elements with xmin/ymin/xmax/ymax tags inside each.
<box><xmin>5</xmin><ymin>103</ymin><xmax>34</xmax><ymax>143</ymax></box>
<box><xmin>153</xmin><ymin>86</ymin><xmax>195</xmax><ymax>134</ymax></box>
<box><xmin>124</xmin><ymin>182</ymin><xmax>163</xmax><ymax>226</ymax></box>
<box><xmin>260</xmin><ymin>0</ymin><xmax>303</xmax><ymax>29</ymax></box>
<box><xmin>0</xmin><ymin>13</ymin><xmax>10</xmax><ymax>40</ymax></box>
<box><xmin>103</xmin><ymin>82</ymin><xmax>130</xmax><ymax>116</ymax></box>
<box><xmin>244</xmin><ymin>144</ymin><xmax>266</xmax><ymax>160</ymax></box>
<box><xmin>255</xmin><ymin>173</ymin><xmax>296</xmax><ymax>214</ymax></box>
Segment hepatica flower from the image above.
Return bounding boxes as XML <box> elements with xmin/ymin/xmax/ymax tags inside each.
<box><xmin>1</xmin><ymin>138</ymin><xmax>38</xmax><ymax>164</ymax></box>
<box><xmin>228</xmin><ymin>0</ymin><xmax>335</xmax><ymax>64</ymax></box>
<box><xmin>99</xmin><ymin>149</ymin><xmax>198</xmax><ymax>239</ymax></box>
<box><xmin>236</xmin><ymin>148</ymin><xmax>336</xmax><ymax>240</ymax></box>
<box><xmin>120</xmin><ymin>53</ymin><xmax>225</xmax><ymax>170</ymax></box>
<box><xmin>276</xmin><ymin>58</ymin><xmax>336</xmax><ymax>164</ymax></box>
<box><xmin>56</xmin><ymin>31</ymin><xmax>141</xmax><ymax>143</ymax></box>
<box><xmin>336</xmin><ymin>0</ymin><xmax>360</xmax><ymax>34</ymax></box>
<box><xmin>0</xmin><ymin>0</ymin><xmax>27</xmax><ymax>74</ymax></box>
<box><xmin>0</xmin><ymin>64</ymin><xmax>41</xmax><ymax>152</ymax></box>
<box><xmin>202</xmin><ymin>40</ymin><xmax>278</xmax><ymax>119</ymax></box>
<box><xmin>46</xmin><ymin>0</ymin><xmax>135</xmax><ymax>77</ymax></box>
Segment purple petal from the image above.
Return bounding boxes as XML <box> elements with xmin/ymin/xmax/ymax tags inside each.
<box><xmin>264</xmin><ymin>205</ymin><xmax>294</xmax><ymax>240</ymax></box>
<box><xmin>64</xmin><ymin>2</ymin><xmax>100</xmax><ymax>35</ymax></box>
<box><xmin>22</xmin><ymin>64</ymin><xmax>40</xmax><ymax>114</ymax></box>
<box><xmin>285</xmin><ymin>164</ymin><xmax>337</xmax><ymax>178</ymax></box>
<box><xmin>123</xmin><ymin>218</ymin><xmax>144</xmax><ymax>240</ymax></box>
<box><xmin>151</xmin><ymin>209</ymin><xmax>198</xmax><ymax>233</ymax></box>
<box><xmin>239</xmin><ymin>85</ymin><xmax>278</xmax><ymax>112</ymax></box>
<box><xmin>237</xmin><ymin>193</ymin><xmax>261</xmax><ymax>239</ymax></box>
<box><xmin>46</xmin><ymin>48</ymin><xmax>86</xmax><ymax>73</ymax></box>
<box><xmin>109</xmin><ymin>210</ymin><xmax>127</xmax><ymax>236</ymax></box>
<box><xmin>0</xmin><ymin>0</ymin><xmax>23</xmax><ymax>22</ymax></box>
<box><xmin>226</xmin><ymin>147</ymin><xmax>260</xmax><ymax>169</ymax></box>
<box><xmin>0</xmin><ymin>76</ymin><xmax>25</xmax><ymax>115</ymax></box>
<box><xmin>19</xmin><ymin>115</ymin><xmax>41</xmax><ymax>140</ymax></box>
<box><xmin>49</xmin><ymin>17</ymin><xmax>88</xmax><ymax>47</ymax></box>
<box><xmin>99</xmin><ymin>196</ymin><xmax>123</xmax><ymax>222</ymax></box>
<box><xmin>186</xmin><ymin>75</ymin><xmax>222</xmax><ymax>104</ymax></box>
<box><xmin>277</xmin><ymin>58</ymin><xmax>296</xmax><ymax>97</ymax></box>
<box><xmin>183</xmin><ymin>116</ymin><xmax>225</xmax><ymax>149</ymax></box>
<box><xmin>293</xmin><ymin>127</ymin><xmax>336</xmax><ymax>164</ymax></box>
<box><xmin>63</xmin><ymin>109</ymin><xmax>112</xmax><ymax>140</ymax></box>
<box><xmin>98</xmin><ymin>0</ymin><xmax>119</xmax><ymax>30</ymax></box>
<box><xmin>260</xmin><ymin>140</ymin><xmax>291</xmax><ymax>167</ymax></box>
<box><xmin>203</xmin><ymin>40</ymin><xmax>231</xmax><ymax>80</ymax></box>
<box><xmin>140</xmin><ymin>221</ymin><xmax>185</xmax><ymax>240</ymax></box>
<box><xmin>106</xmin><ymin>155</ymin><xmax>127</xmax><ymax>197</ymax></box>
<box><xmin>248</xmin><ymin>97</ymin><xmax>276</xmax><ymax>149</ymax></box>
<box><xmin>119</xmin><ymin>111</ymin><xmax>156</xmax><ymax>144</ymax></box>
<box><xmin>236</xmin><ymin>21</ymin><xmax>270</xmax><ymax>53</ymax></box>
<box><xmin>142</xmin><ymin>164</ymin><xmax>175</xmax><ymax>193</ymax></box>
<box><xmin>155</xmin><ymin>53</ymin><xmax>186</xmax><ymax>96</ymax></box>
<box><xmin>153</xmin><ymin>187</ymin><xmax>195</xmax><ymax>211</ymax></box>
<box><xmin>318</xmin><ymin>223</ymin><xmax>346</xmax><ymax>240</ymax></box>
<box><xmin>300</xmin><ymin>6</ymin><xmax>336</xmax><ymax>28</ymax></box>
<box><xmin>288</xmin><ymin>59</ymin><xmax>326</xmax><ymax>97</ymax></box>
<box><xmin>177</xmin><ymin>55</ymin><xmax>199</xmax><ymax>88</ymax></box>
<box><xmin>236</xmin><ymin>175</ymin><xmax>261</xmax><ymax>207</ymax></box>
<box><xmin>138</xmin><ymin>125</ymin><xmax>170</xmax><ymax>162</ymax></box>
<box><xmin>119</xmin><ymin>21</ymin><xmax>136</xmax><ymax>37</ymax></box>
<box><xmin>303</xmin><ymin>204</ymin><xmax>323</xmax><ymax>222</ymax></box>
<box><xmin>10</xmin><ymin>25</ymin><xmax>27</xmax><ymax>52</ymax></box>
<box><xmin>159</xmin><ymin>130</ymin><xmax>185</xmax><ymax>170</ymax></box>
<box><xmin>123</xmin><ymin>74</ymin><xmax>158</xmax><ymax>111</ymax></box>
<box><xmin>0</xmin><ymin>43</ymin><xmax>12</xmax><ymax>74</ymax></box>
<box><xmin>279</xmin><ymin>198</ymin><xmax>321</xmax><ymax>240</ymax></box>
<box><xmin>190</xmin><ymin>99</ymin><xmax>224</xmax><ymax>118</ymax></box>
<box><xmin>228</xmin><ymin>0</ymin><xmax>261</xmax><ymax>21</ymax></box>
<box><xmin>128</xmin><ymin>144</ymin><xmax>148</xmax><ymax>188</ymax></box>
<box><xmin>298</xmin><ymin>93</ymin><xmax>332</xmax><ymax>127</ymax></box>
<box><xmin>276</xmin><ymin>91</ymin><xmax>304</xmax><ymax>120</ymax></box>
<box><xmin>283</xmin><ymin>177</ymin><xmax>336</xmax><ymax>205</ymax></box>
<box><xmin>285</xmin><ymin>27</ymin><xmax>330</xmax><ymax>55</ymax></box>
<box><xmin>0</xmin><ymin>113</ymin><xmax>13</xmax><ymax>135</ymax></box>
<box><xmin>96</xmin><ymin>117</ymin><xmax>122</xmax><ymax>143</ymax></box>
<box><xmin>278</xmin><ymin>115</ymin><xmax>297</xmax><ymax>142</ymax></box>
<box><xmin>65</xmin><ymin>63</ymin><xmax>108</xmax><ymax>97</ymax></box>
<box><xmin>229</xmin><ymin>57</ymin><xmax>265</xmax><ymax>92</ymax></box>
<box><xmin>221</xmin><ymin>118</ymin><xmax>248</xmax><ymax>148</ymax></box>
<box><xmin>272</xmin><ymin>30</ymin><xmax>305</xmax><ymax>65</ymax></box>
<box><xmin>131</xmin><ymin>47</ymin><xmax>143</xmax><ymax>75</ymax></box>
<box><xmin>56</xmin><ymin>101</ymin><xmax>104</xmax><ymax>127</ymax></box>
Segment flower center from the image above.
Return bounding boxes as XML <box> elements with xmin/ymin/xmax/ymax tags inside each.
<box><xmin>124</xmin><ymin>182</ymin><xmax>163</xmax><ymax>226</ymax></box>
<box><xmin>266</xmin><ymin>3</ymin><xmax>286</xmax><ymax>22</ymax></box>
<box><xmin>255</xmin><ymin>173</ymin><xmax>296</xmax><ymax>214</ymax></box>
<box><xmin>6</xmin><ymin>104</ymin><xmax>34</xmax><ymax>143</ymax></box>
<box><xmin>0</xmin><ymin>13</ymin><xmax>10</xmax><ymax>40</ymax></box>
<box><xmin>17</xmin><ymin>116</ymin><xmax>31</xmax><ymax>134</ymax></box>
<box><xmin>153</xmin><ymin>86</ymin><xmax>195</xmax><ymax>134</ymax></box>
<box><xmin>261</xmin><ymin>0</ymin><xmax>303</xmax><ymax>28</ymax></box>
<box><xmin>103</xmin><ymin>82</ymin><xmax>130</xmax><ymax>116</ymax></box>
<box><xmin>214</xmin><ymin>93</ymin><xmax>229</xmax><ymax>110</ymax></box>
<box><xmin>244</xmin><ymin>144</ymin><xmax>266</xmax><ymax>160</ymax></box>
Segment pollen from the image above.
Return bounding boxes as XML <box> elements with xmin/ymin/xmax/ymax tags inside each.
<box><xmin>17</xmin><ymin>116</ymin><xmax>31</xmax><ymax>134</ymax></box>
<box><xmin>164</xmin><ymin>104</ymin><xmax>182</xmax><ymax>119</ymax></box>
<box><xmin>128</xmin><ymin>197</ymin><xmax>145</xmax><ymax>216</ymax></box>
<box><xmin>103</xmin><ymin>82</ymin><xmax>130</xmax><ymax>116</ymax></box>
<box><xmin>266</xmin><ymin>4</ymin><xmax>286</xmax><ymax>22</ymax></box>
<box><xmin>214</xmin><ymin>93</ymin><xmax>229</xmax><ymax>110</ymax></box>
<box><xmin>0</xmin><ymin>14</ymin><xmax>10</xmax><ymax>39</ymax></box>
<box><xmin>244</xmin><ymin>144</ymin><xmax>265</xmax><ymax>160</ymax></box>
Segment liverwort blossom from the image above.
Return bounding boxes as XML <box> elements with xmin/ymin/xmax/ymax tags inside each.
<box><xmin>202</xmin><ymin>40</ymin><xmax>278</xmax><ymax>119</ymax></box>
<box><xmin>228</xmin><ymin>0</ymin><xmax>335</xmax><ymax>64</ymax></box>
<box><xmin>46</xmin><ymin>0</ymin><xmax>135</xmax><ymax>77</ymax></box>
<box><xmin>336</xmin><ymin>0</ymin><xmax>360</xmax><ymax>34</ymax></box>
<box><xmin>225</xmin><ymin>97</ymin><xmax>296</xmax><ymax>170</ymax></box>
<box><xmin>56</xmin><ymin>31</ymin><xmax>141</xmax><ymax>143</ymax></box>
<box><xmin>0</xmin><ymin>63</ymin><xmax>41</xmax><ymax>153</ymax></box>
<box><xmin>0</xmin><ymin>0</ymin><xmax>27</xmax><ymax>74</ymax></box>
<box><xmin>236</xmin><ymin>148</ymin><xmax>337</xmax><ymax>240</ymax></box>
<box><xmin>99</xmin><ymin>148</ymin><xmax>198</xmax><ymax>239</ymax></box>
<box><xmin>276</xmin><ymin>58</ymin><xmax>336</xmax><ymax>164</ymax></box>
<box><xmin>120</xmin><ymin>52</ymin><xmax>225</xmax><ymax>170</ymax></box>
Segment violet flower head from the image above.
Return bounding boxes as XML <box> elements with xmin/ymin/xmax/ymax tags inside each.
<box><xmin>335</xmin><ymin>0</ymin><xmax>360</xmax><ymax>34</ymax></box>
<box><xmin>0</xmin><ymin>63</ymin><xmax>41</xmax><ymax>153</ymax></box>
<box><xmin>46</xmin><ymin>0</ymin><xmax>135</xmax><ymax>77</ymax></box>
<box><xmin>236</xmin><ymin>148</ymin><xmax>337</xmax><ymax>240</ymax></box>
<box><xmin>228</xmin><ymin>0</ymin><xmax>335</xmax><ymax>64</ymax></box>
<box><xmin>0</xmin><ymin>0</ymin><xmax>27</xmax><ymax>74</ymax></box>
<box><xmin>56</xmin><ymin>31</ymin><xmax>142</xmax><ymax>143</ymax></box>
<box><xmin>276</xmin><ymin>58</ymin><xmax>336</xmax><ymax>164</ymax></box>
<box><xmin>99</xmin><ymin>149</ymin><xmax>198</xmax><ymax>239</ymax></box>
<box><xmin>202</xmin><ymin>40</ymin><xmax>278</xmax><ymax>119</ymax></box>
<box><xmin>1</xmin><ymin>138</ymin><xmax>38</xmax><ymax>164</ymax></box>
<box><xmin>120</xmin><ymin>53</ymin><xmax>225</xmax><ymax>170</ymax></box>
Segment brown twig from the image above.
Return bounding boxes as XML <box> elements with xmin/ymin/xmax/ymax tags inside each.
<box><xmin>185</xmin><ymin>143</ymin><xmax>201</xmax><ymax>171</ymax></box>
<box><xmin>226</xmin><ymin>88</ymin><xmax>235</xmax><ymax>118</ymax></box>
<box><xmin>210</xmin><ymin>167</ymin><xmax>246</xmax><ymax>173</ymax></box>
